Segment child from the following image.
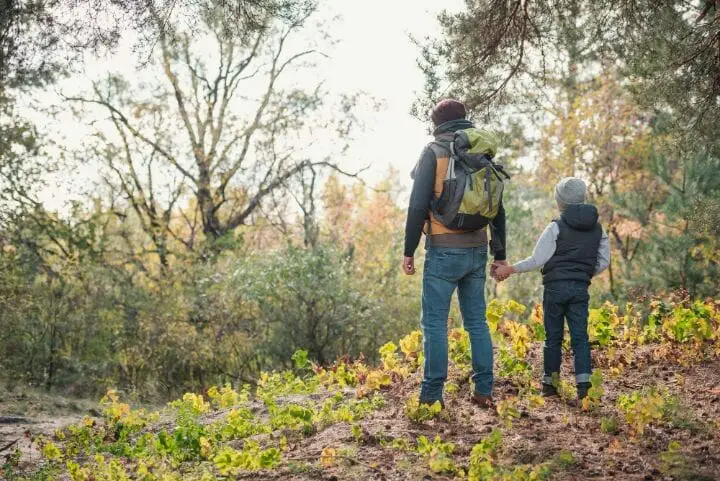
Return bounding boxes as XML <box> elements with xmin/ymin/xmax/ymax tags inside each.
<box><xmin>493</xmin><ymin>177</ymin><xmax>610</xmax><ymax>400</ymax></box>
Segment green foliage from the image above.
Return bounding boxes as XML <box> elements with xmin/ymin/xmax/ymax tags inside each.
<box><xmin>379</xmin><ymin>341</ymin><xmax>400</xmax><ymax>370</ymax></box>
<box><xmin>468</xmin><ymin>428</ymin><xmax>553</xmax><ymax>481</ymax></box>
<box><xmin>554</xmin><ymin>451</ymin><xmax>576</xmax><ymax>469</ymax></box>
<box><xmin>213</xmin><ymin>444</ymin><xmax>281</xmax><ymax>474</ymax></box>
<box><xmin>212</xmin><ymin>407</ymin><xmax>269</xmax><ymax>441</ymax></box>
<box><xmin>617</xmin><ymin>388</ymin><xmax>668</xmax><ymax>436</ymax></box>
<box><xmin>40</xmin><ymin>438</ymin><xmax>62</xmax><ymax>462</ymax></box>
<box><xmin>256</xmin><ymin>371</ymin><xmax>320</xmax><ymax>401</ymax></box>
<box><xmin>468</xmin><ymin>429</ymin><xmax>505</xmax><ymax>481</ymax></box>
<box><xmin>315</xmin><ymin>392</ymin><xmax>384</xmax><ymax>426</ymax></box>
<box><xmin>557</xmin><ymin>379</ymin><xmax>577</xmax><ymax>401</ymax></box>
<box><xmin>0</xmin><ymin>206</ymin><xmax>416</xmax><ymax>399</ymax></box>
<box><xmin>416</xmin><ymin>436</ymin><xmax>459</xmax><ymax>475</ymax></box>
<box><xmin>268</xmin><ymin>403</ymin><xmax>315</xmax><ymax>434</ymax></box>
<box><xmin>207</xmin><ymin>384</ymin><xmax>249</xmax><ymax>409</ymax></box>
<box><xmin>581</xmin><ymin>371</ymin><xmax>604</xmax><ymax>411</ymax></box>
<box><xmin>600</xmin><ymin>416</ymin><xmax>619</xmax><ymax>434</ymax></box>
<box><xmin>315</xmin><ymin>360</ymin><xmax>359</xmax><ymax>388</ymax></box>
<box><xmin>399</xmin><ymin>330</ymin><xmax>423</xmax><ymax>362</ymax></box>
<box><xmin>291</xmin><ymin>350</ymin><xmax>310</xmax><ymax>370</ymax></box>
<box><xmin>448</xmin><ymin>328</ymin><xmax>471</xmax><ymax>369</ymax></box>
<box><xmin>404</xmin><ymin>396</ymin><xmax>442</xmax><ymax>422</ymax></box>
<box><xmin>1</xmin><ymin>448</ymin><xmax>22</xmax><ymax>479</ymax></box>
<box><xmin>632</xmin><ymin>151</ymin><xmax>720</xmax><ymax>298</ymax></box>
<box><xmin>351</xmin><ymin>424</ymin><xmax>362</xmax><ymax>442</ymax></box>
<box><xmin>496</xmin><ymin>397</ymin><xmax>522</xmax><ymax>428</ymax></box>
<box><xmin>663</xmin><ymin>302</ymin><xmax>715</xmax><ymax>344</ymax></box>
<box><xmin>497</xmin><ymin>345</ymin><xmax>532</xmax><ymax>389</ymax></box>
<box><xmin>247</xmin><ymin>246</ymin><xmax>389</xmax><ymax>367</ymax></box>
<box><xmin>660</xmin><ymin>441</ymin><xmax>688</xmax><ymax>478</ymax></box>
<box><xmin>589</xmin><ymin>305</ymin><xmax>619</xmax><ymax>347</ymax></box>
<box><xmin>16</xmin><ymin>298</ymin><xmax>720</xmax><ymax>480</ymax></box>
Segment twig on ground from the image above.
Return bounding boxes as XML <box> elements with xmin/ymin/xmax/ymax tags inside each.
<box><xmin>0</xmin><ymin>439</ymin><xmax>18</xmax><ymax>452</ymax></box>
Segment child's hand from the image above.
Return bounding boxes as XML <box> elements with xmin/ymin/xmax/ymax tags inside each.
<box><xmin>493</xmin><ymin>264</ymin><xmax>514</xmax><ymax>282</ymax></box>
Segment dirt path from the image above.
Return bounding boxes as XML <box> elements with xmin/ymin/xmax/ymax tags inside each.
<box><xmin>0</xmin><ymin>390</ymin><xmax>99</xmax><ymax>471</ymax></box>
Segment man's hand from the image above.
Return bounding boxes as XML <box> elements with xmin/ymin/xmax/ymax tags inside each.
<box><xmin>490</xmin><ymin>259</ymin><xmax>507</xmax><ymax>280</ymax></box>
<box><xmin>493</xmin><ymin>264</ymin><xmax>514</xmax><ymax>282</ymax></box>
<box><xmin>403</xmin><ymin>256</ymin><xmax>416</xmax><ymax>275</ymax></box>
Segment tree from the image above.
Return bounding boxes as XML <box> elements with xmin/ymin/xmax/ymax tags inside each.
<box><xmin>0</xmin><ymin>90</ymin><xmax>99</xmax><ymax>275</ymax></box>
<box><xmin>68</xmin><ymin>1</ymin><xmax>360</xmax><ymax>263</ymax></box>
<box><xmin>417</xmin><ymin>1</ymin><xmax>720</xmax><ymax>137</ymax></box>
<box><xmin>0</xmin><ymin>0</ymin><xmax>315</xmax><ymax>87</ymax></box>
<box><xmin>628</xmin><ymin>149</ymin><xmax>720</xmax><ymax>297</ymax></box>
<box><xmin>420</xmin><ymin>0</ymin><xmax>720</xmax><ymax>298</ymax></box>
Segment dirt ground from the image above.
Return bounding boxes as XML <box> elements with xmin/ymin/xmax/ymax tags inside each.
<box><xmin>3</xmin><ymin>346</ymin><xmax>720</xmax><ymax>480</ymax></box>
<box><xmin>262</xmin><ymin>346</ymin><xmax>720</xmax><ymax>481</ymax></box>
<box><xmin>0</xmin><ymin>389</ymin><xmax>98</xmax><ymax>472</ymax></box>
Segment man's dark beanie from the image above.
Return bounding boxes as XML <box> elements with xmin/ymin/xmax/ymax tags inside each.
<box><xmin>431</xmin><ymin>99</ymin><xmax>467</xmax><ymax>127</ymax></box>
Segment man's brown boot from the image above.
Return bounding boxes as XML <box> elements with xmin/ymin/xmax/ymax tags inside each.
<box><xmin>470</xmin><ymin>393</ymin><xmax>494</xmax><ymax>408</ymax></box>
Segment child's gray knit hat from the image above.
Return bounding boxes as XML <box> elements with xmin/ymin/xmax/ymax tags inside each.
<box><xmin>555</xmin><ymin>177</ymin><xmax>587</xmax><ymax>205</ymax></box>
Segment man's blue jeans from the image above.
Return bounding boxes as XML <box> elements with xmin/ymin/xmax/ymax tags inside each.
<box><xmin>420</xmin><ymin>246</ymin><xmax>493</xmax><ymax>402</ymax></box>
<box><xmin>542</xmin><ymin>281</ymin><xmax>592</xmax><ymax>385</ymax></box>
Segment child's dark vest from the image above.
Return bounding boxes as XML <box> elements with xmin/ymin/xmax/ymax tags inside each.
<box><xmin>542</xmin><ymin>204</ymin><xmax>602</xmax><ymax>285</ymax></box>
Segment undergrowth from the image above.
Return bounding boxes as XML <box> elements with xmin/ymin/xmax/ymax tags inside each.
<box><xmin>6</xmin><ymin>298</ymin><xmax>718</xmax><ymax>480</ymax></box>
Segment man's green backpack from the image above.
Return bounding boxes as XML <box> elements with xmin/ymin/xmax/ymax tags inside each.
<box><xmin>429</xmin><ymin>128</ymin><xmax>510</xmax><ymax>231</ymax></box>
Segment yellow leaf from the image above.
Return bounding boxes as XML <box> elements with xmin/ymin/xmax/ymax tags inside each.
<box><xmin>200</xmin><ymin>436</ymin><xmax>212</xmax><ymax>459</ymax></box>
<box><xmin>320</xmin><ymin>447</ymin><xmax>336</xmax><ymax>468</ymax></box>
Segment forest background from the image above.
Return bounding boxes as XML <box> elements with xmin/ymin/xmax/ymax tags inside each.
<box><xmin>1</xmin><ymin>0</ymin><xmax>719</xmax><ymax>402</ymax></box>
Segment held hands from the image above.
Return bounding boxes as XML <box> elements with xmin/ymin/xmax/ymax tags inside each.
<box><xmin>491</xmin><ymin>260</ymin><xmax>514</xmax><ymax>282</ymax></box>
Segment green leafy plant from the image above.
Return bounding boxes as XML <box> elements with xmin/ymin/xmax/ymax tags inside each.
<box><xmin>291</xmin><ymin>349</ymin><xmax>310</xmax><ymax>370</ymax></box>
<box><xmin>207</xmin><ymin>384</ymin><xmax>248</xmax><ymax>408</ymax></box>
<box><xmin>213</xmin><ymin>443</ymin><xmax>281</xmax><ymax>474</ymax></box>
<box><xmin>497</xmin><ymin>345</ymin><xmax>532</xmax><ymax>389</ymax></box>
<box><xmin>256</xmin><ymin>371</ymin><xmax>320</xmax><ymax>401</ymax></box>
<box><xmin>496</xmin><ymin>397</ymin><xmax>522</xmax><ymax>428</ymax></box>
<box><xmin>468</xmin><ymin>428</ymin><xmax>553</xmax><ymax>481</ymax></box>
<box><xmin>600</xmin><ymin>416</ymin><xmax>619</xmax><ymax>434</ymax></box>
<box><xmin>617</xmin><ymin>388</ymin><xmax>667</xmax><ymax>436</ymax></box>
<box><xmin>212</xmin><ymin>407</ymin><xmax>269</xmax><ymax>441</ymax></box>
<box><xmin>404</xmin><ymin>395</ymin><xmax>442</xmax><ymax>422</ymax></box>
<box><xmin>582</xmin><ymin>371</ymin><xmax>604</xmax><ymax>411</ymax></box>
<box><xmin>588</xmin><ymin>303</ymin><xmax>620</xmax><ymax>347</ymax></box>
<box><xmin>554</xmin><ymin>450</ymin><xmax>576</xmax><ymax>469</ymax></box>
<box><xmin>399</xmin><ymin>330</ymin><xmax>423</xmax><ymax>366</ymax></box>
<box><xmin>660</xmin><ymin>440</ymin><xmax>689</xmax><ymax>477</ymax></box>
<box><xmin>416</xmin><ymin>435</ymin><xmax>459</xmax><ymax>475</ymax></box>
<box><xmin>40</xmin><ymin>438</ymin><xmax>63</xmax><ymax>462</ymax></box>
<box><xmin>379</xmin><ymin>341</ymin><xmax>400</xmax><ymax>370</ymax></box>
<box><xmin>268</xmin><ymin>403</ymin><xmax>315</xmax><ymax>434</ymax></box>
<box><xmin>468</xmin><ymin>429</ymin><xmax>502</xmax><ymax>481</ymax></box>
<box><xmin>449</xmin><ymin>329</ymin><xmax>472</xmax><ymax>369</ymax></box>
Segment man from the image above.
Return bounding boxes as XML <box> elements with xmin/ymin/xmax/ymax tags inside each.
<box><xmin>402</xmin><ymin>99</ymin><xmax>507</xmax><ymax>408</ymax></box>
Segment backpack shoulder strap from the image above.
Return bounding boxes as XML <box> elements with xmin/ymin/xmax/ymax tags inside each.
<box><xmin>428</xmin><ymin>140</ymin><xmax>452</xmax><ymax>158</ymax></box>
<box><xmin>428</xmin><ymin>140</ymin><xmax>457</xmax><ymax>181</ymax></box>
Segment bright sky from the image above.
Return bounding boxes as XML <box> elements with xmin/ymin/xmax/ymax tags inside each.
<box><xmin>28</xmin><ymin>0</ymin><xmax>464</xmax><ymax>211</ymax></box>
<box><xmin>318</xmin><ymin>0</ymin><xmax>463</xmax><ymax>185</ymax></box>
